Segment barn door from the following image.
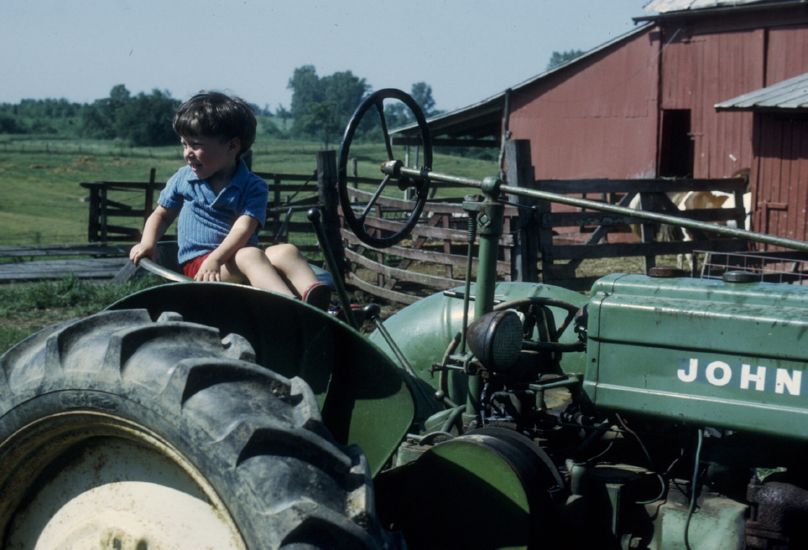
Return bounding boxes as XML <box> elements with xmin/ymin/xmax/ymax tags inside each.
<box><xmin>659</xmin><ymin>109</ymin><xmax>694</xmax><ymax>178</ymax></box>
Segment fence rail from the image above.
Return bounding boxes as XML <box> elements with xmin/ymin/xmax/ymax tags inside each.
<box><xmin>74</xmin><ymin>144</ymin><xmax>755</xmax><ymax>301</ymax></box>
<box><xmin>532</xmin><ymin>175</ymin><xmax>750</xmax><ymax>290</ymax></box>
<box><xmin>339</xmin><ymin>184</ymin><xmax>518</xmax><ymax>303</ymax></box>
<box><xmin>80</xmin><ymin>169</ymin><xmax>325</xmax><ymax>257</ymax></box>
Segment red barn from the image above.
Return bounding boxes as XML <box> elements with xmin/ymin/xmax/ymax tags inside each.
<box><xmin>717</xmin><ymin>72</ymin><xmax>808</xmax><ymax>240</ymax></box>
<box><xmin>404</xmin><ymin>0</ymin><xmax>808</xmax><ymax>239</ymax></box>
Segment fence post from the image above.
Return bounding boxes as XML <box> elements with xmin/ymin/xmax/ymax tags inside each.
<box><xmin>505</xmin><ymin>139</ymin><xmax>538</xmax><ymax>282</ymax></box>
<box><xmin>144</xmin><ymin>168</ymin><xmax>156</xmax><ymax>228</ymax></box>
<box><xmin>317</xmin><ymin>150</ymin><xmax>346</xmax><ymax>274</ymax></box>
<box><xmin>86</xmin><ymin>184</ymin><xmax>100</xmax><ymax>242</ymax></box>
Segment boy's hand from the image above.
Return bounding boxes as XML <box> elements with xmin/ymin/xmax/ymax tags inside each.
<box><xmin>129</xmin><ymin>242</ymin><xmax>155</xmax><ymax>264</ymax></box>
<box><xmin>195</xmin><ymin>256</ymin><xmax>223</xmax><ymax>282</ymax></box>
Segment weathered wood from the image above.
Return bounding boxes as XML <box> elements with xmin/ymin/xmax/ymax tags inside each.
<box><xmin>345</xmin><ymin>249</ymin><xmax>463</xmax><ymax>289</ymax></box>
<box><xmin>346</xmin><ymin>272</ymin><xmax>418</xmax><ymax>304</ymax></box>
<box><xmin>0</xmin><ymin>258</ymin><xmax>128</xmax><ymax>282</ymax></box>
<box><xmin>0</xmin><ymin>244</ymin><xmax>128</xmax><ymax>258</ymax></box>
<box><xmin>534</xmin><ymin>176</ymin><xmax>750</xmax><ymax>287</ymax></box>
<box><xmin>354</xmin><ymin>214</ymin><xmax>514</xmax><ymax>245</ymax></box>
<box><xmin>506</xmin><ymin>139</ymin><xmax>538</xmax><ymax>282</ymax></box>
<box><xmin>341</xmin><ymin>231</ymin><xmax>510</xmax><ymax>275</ymax></box>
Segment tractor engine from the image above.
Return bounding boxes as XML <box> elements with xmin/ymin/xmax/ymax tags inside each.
<box><xmin>375</xmin><ymin>274</ymin><xmax>808</xmax><ymax>548</ymax></box>
<box><xmin>566</xmin><ymin>272</ymin><xmax>808</xmax><ymax>548</ymax></box>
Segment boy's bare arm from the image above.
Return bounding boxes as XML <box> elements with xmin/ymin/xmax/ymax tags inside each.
<box><xmin>194</xmin><ymin>215</ymin><xmax>260</xmax><ymax>281</ymax></box>
<box><xmin>130</xmin><ymin>206</ymin><xmax>178</xmax><ymax>263</ymax></box>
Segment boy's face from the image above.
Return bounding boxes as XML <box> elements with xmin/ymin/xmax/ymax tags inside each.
<box><xmin>180</xmin><ymin>134</ymin><xmax>241</xmax><ymax>182</ymax></box>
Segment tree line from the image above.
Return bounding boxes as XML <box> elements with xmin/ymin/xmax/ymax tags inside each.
<box><xmin>0</xmin><ymin>66</ymin><xmax>441</xmax><ymax>148</ymax></box>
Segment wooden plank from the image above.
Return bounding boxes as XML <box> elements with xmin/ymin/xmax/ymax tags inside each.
<box><xmin>345</xmin><ymin>249</ymin><xmax>463</xmax><ymax>289</ymax></box>
<box><xmin>354</xmin><ymin>215</ymin><xmax>514</xmax><ymax>245</ymax></box>
<box><xmin>341</xmin><ymin>231</ymin><xmax>510</xmax><ymax>275</ymax></box>
<box><xmin>0</xmin><ymin>258</ymin><xmax>128</xmax><ymax>282</ymax></box>
<box><xmin>346</xmin><ymin>272</ymin><xmax>418</xmax><ymax>304</ymax></box>
<box><xmin>0</xmin><ymin>244</ymin><xmax>128</xmax><ymax>258</ymax></box>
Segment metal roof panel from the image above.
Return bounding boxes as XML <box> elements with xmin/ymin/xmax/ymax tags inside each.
<box><xmin>716</xmin><ymin>72</ymin><xmax>808</xmax><ymax>111</ymax></box>
<box><xmin>644</xmin><ymin>0</ymin><xmax>780</xmax><ymax>13</ymax></box>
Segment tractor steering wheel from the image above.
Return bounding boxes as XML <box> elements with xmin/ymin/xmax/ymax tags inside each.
<box><xmin>337</xmin><ymin>89</ymin><xmax>433</xmax><ymax>248</ymax></box>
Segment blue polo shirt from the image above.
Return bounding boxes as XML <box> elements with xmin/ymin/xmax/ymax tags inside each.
<box><xmin>158</xmin><ymin>160</ymin><xmax>268</xmax><ymax>264</ymax></box>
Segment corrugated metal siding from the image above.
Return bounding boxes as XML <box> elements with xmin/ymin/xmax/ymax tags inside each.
<box><xmin>661</xmin><ymin>28</ymin><xmax>763</xmax><ymax>178</ymax></box>
<box><xmin>508</xmin><ymin>27</ymin><xmax>659</xmax><ymax>179</ymax></box>
<box><xmin>754</xmin><ymin>115</ymin><xmax>808</xmax><ymax>242</ymax></box>
<box><xmin>766</xmin><ymin>24</ymin><xmax>808</xmax><ymax>84</ymax></box>
<box><xmin>755</xmin><ymin>26</ymin><xmax>808</xmax><ymax>242</ymax></box>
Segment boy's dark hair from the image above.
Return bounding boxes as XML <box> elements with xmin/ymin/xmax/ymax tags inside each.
<box><xmin>173</xmin><ymin>91</ymin><xmax>256</xmax><ymax>156</ymax></box>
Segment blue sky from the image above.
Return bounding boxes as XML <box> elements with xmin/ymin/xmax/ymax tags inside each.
<box><xmin>1</xmin><ymin>0</ymin><xmax>650</xmax><ymax>112</ymax></box>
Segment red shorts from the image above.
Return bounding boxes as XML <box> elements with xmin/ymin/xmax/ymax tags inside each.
<box><xmin>182</xmin><ymin>253</ymin><xmax>212</xmax><ymax>278</ymax></box>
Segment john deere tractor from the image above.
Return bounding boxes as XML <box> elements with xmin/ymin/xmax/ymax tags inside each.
<box><xmin>2</xmin><ymin>90</ymin><xmax>808</xmax><ymax>549</ymax></box>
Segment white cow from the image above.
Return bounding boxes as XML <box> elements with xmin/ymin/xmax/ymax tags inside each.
<box><xmin>629</xmin><ymin>189</ymin><xmax>753</xmax><ymax>270</ymax></box>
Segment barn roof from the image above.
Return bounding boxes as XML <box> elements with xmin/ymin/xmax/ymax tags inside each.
<box><xmin>636</xmin><ymin>0</ymin><xmax>804</xmax><ymax>21</ymax></box>
<box><xmin>715</xmin><ymin>72</ymin><xmax>808</xmax><ymax>112</ymax></box>
<box><xmin>644</xmin><ymin>0</ymin><xmax>778</xmax><ymax>13</ymax></box>
<box><xmin>392</xmin><ymin>23</ymin><xmax>653</xmax><ymax>147</ymax></box>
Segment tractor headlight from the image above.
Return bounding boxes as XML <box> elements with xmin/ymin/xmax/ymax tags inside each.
<box><xmin>466</xmin><ymin>309</ymin><xmax>523</xmax><ymax>372</ymax></box>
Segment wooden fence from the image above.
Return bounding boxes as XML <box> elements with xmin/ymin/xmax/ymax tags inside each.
<box><xmin>532</xmin><ymin>176</ymin><xmax>750</xmax><ymax>290</ymax></box>
<box><xmin>340</xmin><ymin>185</ymin><xmax>517</xmax><ymax>304</ymax></box>
<box><xmin>76</xmin><ymin>143</ymin><xmax>751</xmax><ymax>301</ymax></box>
<box><xmin>81</xmin><ymin>167</ymin><xmax>327</xmax><ymax>260</ymax></box>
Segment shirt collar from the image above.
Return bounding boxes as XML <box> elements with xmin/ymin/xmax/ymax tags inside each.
<box><xmin>188</xmin><ymin>159</ymin><xmax>250</xmax><ymax>192</ymax></box>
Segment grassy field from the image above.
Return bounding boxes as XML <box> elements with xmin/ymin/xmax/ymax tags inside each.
<box><xmin>0</xmin><ymin>133</ymin><xmax>501</xmax><ymax>353</ymax></box>
<box><xmin>0</xmin><ymin>134</ymin><xmax>498</xmax><ymax>245</ymax></box>
<box><xmin>0</xmin><ymin>276</ymin><xmax>164</xmax><ymax>354</ymax></box>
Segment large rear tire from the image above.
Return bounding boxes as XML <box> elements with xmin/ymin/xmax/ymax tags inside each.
<box><xmin>0</xmin><ymin>309</ymin><xmax>388</xmax><ymax>549</ymax></box>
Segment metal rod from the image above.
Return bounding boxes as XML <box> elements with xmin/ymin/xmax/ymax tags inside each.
<box><xmin>139</xmin><ymin>258</ymin><xmax>192</xmax><ymax>282</ymax></box>
<box><xmin>389</xmin><ymin>166</ymin><xmax>808</xmax><ymax>253</ymax></box>
<box><xmin>307</xmin><ymin>208</ymin><xmax>358</xmax><ymax>328</ymax></box>
<box><xmin>359</xmin><ymin>174</ymin><xmax>392</xmax><ymax>222</ymax></box>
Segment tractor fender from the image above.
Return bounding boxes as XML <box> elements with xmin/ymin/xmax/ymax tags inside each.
<box><xmin>108</xmin><ymin>282</ymin><xmax>414</xmax><ymax>476</ymax></box>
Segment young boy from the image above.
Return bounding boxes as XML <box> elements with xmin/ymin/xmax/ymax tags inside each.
<box><xmin>129</xmin><ymin>91</ymin><xmax>330</xmax><ymax>308</ymax></box>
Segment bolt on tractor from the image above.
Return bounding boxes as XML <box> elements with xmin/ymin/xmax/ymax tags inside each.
<box><xmin>2</xmin><ymin>89</ymin><xmax>808</xmax><ymax>549</ymax></box>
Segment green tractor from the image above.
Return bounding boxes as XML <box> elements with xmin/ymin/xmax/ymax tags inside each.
<box><xmin>3</xmin><ymin>90</ymin><xmax>808</xmax><ymax>549</ymax></box>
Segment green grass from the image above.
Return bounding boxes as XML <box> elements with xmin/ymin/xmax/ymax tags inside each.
<box><xmin>0</xmin><ymin>133</ymin><xmax>499</xmax><ymax>352</ymax></box>
<box><xmin>0</xmin><ymin>276</ymin><xmax>162</xmax><ymax>354</ymax></box>
<box><xmin>0</xmin><ymin>134</ymin><xmax>498</xmax><ymax>245</ymax></box>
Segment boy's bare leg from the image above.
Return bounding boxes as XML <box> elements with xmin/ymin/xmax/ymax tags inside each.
<box><xmin>264</xmin><ymin>243</ymin><xmax>320</xmax><ymax>296</ymax></box>
<box><xmin>224</xmin><ymin>247</ymin><xmax>295</xmax><ymax>297</ymax></box>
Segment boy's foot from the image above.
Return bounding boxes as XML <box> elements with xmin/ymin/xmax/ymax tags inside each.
<box><xmin>302</xmin><ymin>282</ymin><xmax>331</xmax><ymax>310</ymax></box>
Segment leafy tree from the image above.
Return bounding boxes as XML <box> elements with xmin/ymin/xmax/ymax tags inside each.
<box><xmin>80</xmin><ymin>85</ymin><xmax>179</xmax><ymax>145</ymax></box>
<box><xmin>275</xmin><ymin>104</ymin><xmax>291</xmax><ymax>130</ymax></box>
<box><xmin>0</xmin><ymin>114</ymin><xmax>24</xmax><ymax>133</ymax></box>
<box><xmin>0</xmin><ymin>98</ymin><xmax>83</xmax><ymax>135</ymax></box>
<box><xmin>287</xmin><ymin>65</ymin><xmax>369</xmax><ymax>146</ymax></box>
<box><xmin>115</xmin><ymin>89</ymin><xmax>179</xmax><ymax>146</ymax></box>
<box><xmin>383</xmin><ymin>82</ymin><xmax>442</xmax><ymax>129</ymax></box>
<box><xmin>410</xmin><ymin>82</ymin><xmax>438</xmax><ymax>117</ymax></box>
<box><xmin>547</xmin><ymin>49</ymin><xmax>585</xmax><ymax>71</ymax></box>
<box><xmin>80</xmin><ymin>85</ymin><xmax>129</xmax><ymax>139</ymax></box>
